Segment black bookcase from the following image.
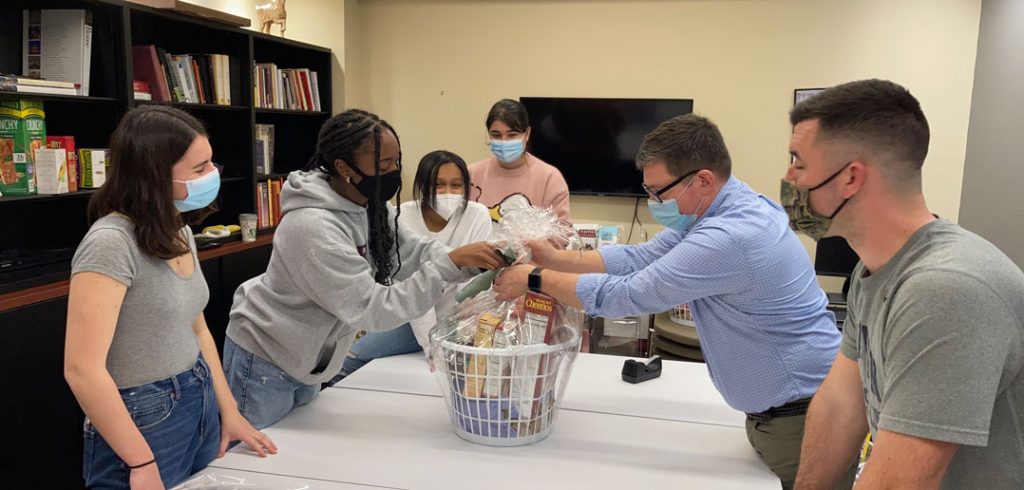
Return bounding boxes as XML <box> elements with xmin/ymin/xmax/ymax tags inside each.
<box><xmin>0</xmin><ymin>1</ymin><xmax>332</xmax><ymax>487</ymax></box>
<box><xmin>0</xmin><ymin>0</ymin><xmax>332</xmax><ymax>282</ymax></box>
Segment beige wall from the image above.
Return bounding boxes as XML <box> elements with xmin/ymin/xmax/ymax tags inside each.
<box><xmin>187</xmin><ymin>0</ymin><xmax>347</xmax><ymax>112</ymax></box>
<box><xmin>193</xmin><ymin>0</ymin><xmax>984</xmax><ymax>291</ymax></box>
<box><xmin>343</xmin><ymin>0</ymin><xmax>980</xmax><ymax>280</ymax></box>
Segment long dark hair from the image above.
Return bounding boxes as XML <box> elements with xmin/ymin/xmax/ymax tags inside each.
<box><xmin>486</xmin><ymin>99</ymin><xmax>530</xmax><ymax>132</ymax></box>
<box><xmin>413</xmin><ymin>150</ymin><xmax>470</xmax><ymax>214</ymax></box>
<box><xmin>88</xmin><ymin>105</ymin><xmax>209</xmax><ymax>259</ymax></box>
<box><xmin>305</xmin><ymin>109</ymin><xmax>403</xmax><ymax>285</ymax></box>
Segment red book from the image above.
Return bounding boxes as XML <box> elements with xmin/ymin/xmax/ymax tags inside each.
<box><xmin>131</xmin><ymin>45</ymin><xmax>172</xmax><ymax>102</ymax></box>
<box><xmin>190</xmin><ymin>59</ymin><xmax>205</xmax><ymax>104</ymax></box>
<box><xmin>298</xmin><ymin>70</ymin><xmax>314</xmax><ymax>111</ymax></box>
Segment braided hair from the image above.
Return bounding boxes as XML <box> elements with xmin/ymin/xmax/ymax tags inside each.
<box><xmin>306</xmin><ymin>109</ymin><xmax>403</xmax><ymax>285</ymax></box>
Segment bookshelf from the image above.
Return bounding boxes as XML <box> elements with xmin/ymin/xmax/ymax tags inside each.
<box><xmin>0</xmin><ymin>0</ymin><xmax>332</xmax><ymax>487</ymax></box>
<box><xmin>0</xmin><ymin>0</ymin><xmax>332</xmax><ymax>276</ymax></box>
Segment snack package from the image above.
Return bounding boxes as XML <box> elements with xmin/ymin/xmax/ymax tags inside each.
<box><xmin>573</xmin><ymin>223</ymin><xmax>599</xmax><ymax>251</ymax></box>
<box><xmin>79</xmin><ymin>148</ymin><xmax>107</xmax><ymax>188</ymax></box>
<box><xmin>463</xmin><ymin>312</ymin><xmax>500</xmax><ymax>398</ymax></box>
<box><xmin>0</xmin><ymin>98</ymin><xmax>45</xmax><ymax>196</ymax></box>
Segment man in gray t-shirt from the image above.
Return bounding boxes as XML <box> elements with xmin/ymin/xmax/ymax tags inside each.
<box><xmin>781</xmin><ymin>79</ymin><xmax>1024</xmax><ymax>489</ymax></box>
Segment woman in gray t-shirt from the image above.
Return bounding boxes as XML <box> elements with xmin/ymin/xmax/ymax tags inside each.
<box><xmin>65</xmin><ymin>106</ymin><xmax>276</xmax><ymax>489</ymax></box>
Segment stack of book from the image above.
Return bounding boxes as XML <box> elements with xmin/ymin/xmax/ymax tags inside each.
<box><xmin>255</xmin><ymin>124</ymin><xmax>274</xmax><ymax>177</ymax></box>
<box><xmin>132</xmin><ymin>45</ymin><xmax>233</xmax><ymax>105</ymax></box>
<box><xmin>0</xmin><ymin>75</ymin><xmax>77</xmax><ymax>96</ymax></box>
<box><xmin>254</xmin><ymin>64</ymin><xmax>321</xmax><ymax>111</ymax></box>
<box><xmin>256</xmin><ymin>178</ymin><xmax>284</xmax><ymax>228</ymax></box>
<box><xmin>22</xmin><ymin>9</ymin><xmax>93</xmax><ymax>96</ymax></box>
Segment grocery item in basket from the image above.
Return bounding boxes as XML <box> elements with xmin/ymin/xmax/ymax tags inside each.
<box><xmin>509</xmin><ymin>292</ymin><xmax>558</xmax><ymax>421</ymax></box>
<box><xmin>463</xmin><ymin>312</ymin><xmax>501</xmax><ymax>398</ymax></box>
<box><xmin>483</xmin><ymin>323</ymin><xmax>511</xmax><ymax>398</ymax></box>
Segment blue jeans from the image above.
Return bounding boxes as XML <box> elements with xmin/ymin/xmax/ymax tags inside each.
<box><xmin>222</xmin><ymin>336</ymin><xmax>319</xmax><ymax>430</ymax></box>
<box><xmin>83</xmin><ymin>357</ymin><xmax>220</xmax><ymax>489</ymax></box>
<box><xmin>330</xmin><ymin>323</ymin><xmax>422</xmax><ymax>385</ymax></box>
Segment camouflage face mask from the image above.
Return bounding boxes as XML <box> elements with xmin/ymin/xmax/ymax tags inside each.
<box><xmin>780</xmin><ymin>162</ymin><xmax>852</xmax><ymax>241</ymax></box>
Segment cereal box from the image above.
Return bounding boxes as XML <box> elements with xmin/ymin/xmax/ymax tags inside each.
<box><xmin>0</xmin><ymin>98</ymin><xmax>46</xmax><ymax>196</ymax></box>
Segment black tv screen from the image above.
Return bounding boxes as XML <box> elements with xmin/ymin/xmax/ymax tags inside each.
<box><xmin>519</xmin><ymin>97</ymin><xmax>694</xmax><ymax>197</ymax></box>
<box><xmin>814</xmin><ymin>236</ymin><xmax>860</xmax><ymax>277</ymax></box>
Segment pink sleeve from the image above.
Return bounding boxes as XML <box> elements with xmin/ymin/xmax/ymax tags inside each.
<box><xmin>546</xmin><ymin>168</ymin><xmax>571</xmax><ymax>224</ymax></box>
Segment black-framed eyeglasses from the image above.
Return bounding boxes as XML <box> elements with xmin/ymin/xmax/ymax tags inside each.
<box><xmin>642</xmin><ymin>169</ymin><xmax>700</xmax><ymax>204</ymax></box>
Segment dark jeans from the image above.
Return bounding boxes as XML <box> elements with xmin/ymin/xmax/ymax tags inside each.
<box><xmin>83</xmin><ymin>357</ymin><xmax>220</xmax><ymax>489</ymax></box>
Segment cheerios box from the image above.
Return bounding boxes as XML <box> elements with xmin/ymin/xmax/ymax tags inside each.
<box><xmin>0</xmin><ymin>98</ymin><xmax>46</xmax><ymax>196</ymax></box>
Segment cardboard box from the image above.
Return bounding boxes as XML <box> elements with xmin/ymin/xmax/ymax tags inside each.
<box><xmin>79</xmin><ymin>148</ymin><xmax>107</xmax><ymax>188</ymax></box>
<box><xmin>574</xmin><ymin>223</ymin><xmax>599</xmax><ymax>251</ymax></box>
<box><xmin>0</xmin><ymin>98</ymin><xmax>45</xmax><ymax>196</ymax></box>
<box><xmin>47</xmin><ymin>136</ymin><xmax>77</xmax><ymax>192</ymax></box>
<box><xmin>463</xmin><ymin>312</ymin><xmax>501</xmax><ymax>398</ymax></box>
<box><xmin>33</xmin><ymin>147</ymin><xmax>68</xmax><ymax>194</ymax></box>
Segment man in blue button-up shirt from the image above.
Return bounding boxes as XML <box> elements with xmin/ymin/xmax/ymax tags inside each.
<box><xmin>495</xmin><ymin>114</ymin><xmax>843</xmax><ymax>489</ymax></box>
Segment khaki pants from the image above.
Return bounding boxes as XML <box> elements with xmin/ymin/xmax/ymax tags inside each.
<box><xmin>745</xmin><ymin>414</ymin><xmax>857</xmax><ymax>490</ymax></box>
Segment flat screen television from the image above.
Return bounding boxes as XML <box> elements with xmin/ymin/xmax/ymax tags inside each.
<box><xmin>519</xmin><ymin>97</ymin><xmax>694</xmax><ymax>197</ymax></box>
<box><xmin>815</xmin><ymin>236</ymin><xmax>860</xmax><ymax>278</ymax></box>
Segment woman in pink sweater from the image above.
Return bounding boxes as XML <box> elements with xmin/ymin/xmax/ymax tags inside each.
<box><xmin>469</xmin><ymin>99</ymin><xmax>571</xmax><ymax>223</ymax></box>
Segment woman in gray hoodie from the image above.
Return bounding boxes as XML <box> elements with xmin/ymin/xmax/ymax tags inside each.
<box><xmin>222</xmin><ymin>109</ymin><xmax>503</xmax><ymax>429</ymax></box>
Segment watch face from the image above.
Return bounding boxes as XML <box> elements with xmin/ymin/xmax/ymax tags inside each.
<box><xmin>529</xmin><ymin>268</ymin><xmax>542</xmax><ymax>292</ymax></box>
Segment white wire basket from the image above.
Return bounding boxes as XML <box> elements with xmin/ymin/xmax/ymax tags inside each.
<box><xmin>430</xmin><ymin>324</ymin><xmax>581</xmax><ymax>447</ymax></box>
<box><xmin>669</xmin><ymin>304</ymin><xmax>696</xmax><ymax>326</ymax></box>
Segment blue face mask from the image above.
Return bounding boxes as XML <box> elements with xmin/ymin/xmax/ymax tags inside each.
<box><xmin>490</xmin><ymin>139</ymin><xmax>525</xmax><ymax>165</ymax></box>
<box><xmin>174</xmin><ymin>169</ymin><xmax>220</xmax><ymax>212</ymax></box>
<box><xmin>647</xmin><ymin>178</ymin><xmax>705</xmax><ymax>233</ymax></box>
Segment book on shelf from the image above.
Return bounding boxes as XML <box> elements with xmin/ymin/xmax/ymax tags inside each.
<box><xmin>133</xmin><ymin>80</ymin><xmax>152</xmax><ymax>101</ymax></box>
<box><xmin>22</xmin><ymin>9</ymin><xmax>93</xmax><ymax>96</ymax></box>
<box><xmin>134</xmin><ymin>46</ymin><xmax>233</xmax><ymax>105</ymax></box>
<box><xmin>255</xmin><ymin>177</ymin><xmax>284</xmax><ymax>228</ymax></box>
<box><xmin>131</xmin><ymin>46</ymin><xmax>172</xmax><ymax>102</ymax></box>
<box><xmin>254</xmin><ymin>64</ymin><xmax>321</xmax><ymax>111</ymax></box>
<box><xmin>0</xmin><ymin>98</ymin><xmax>46</xmax><ymax>197</ymax></box>
<box><xmin>254</xmin><ymin>124</ymin><xmax>275</xmax><ymax>176</ymax></box>
<box><xmin>0</xmin><ymin>74</ymin><xmax>78</xmax><ymax>96</ymax></box>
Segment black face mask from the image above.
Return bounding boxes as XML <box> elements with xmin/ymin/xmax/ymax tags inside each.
<box><xmin>350</xmin><ymin>165</ymin><xmax>401</xmax><ymax>202</ymax></box>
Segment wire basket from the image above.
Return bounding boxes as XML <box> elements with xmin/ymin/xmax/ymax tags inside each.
<box><xmin>430</xmin><ymin>324</ymin><xmax>581</xmax><ymax>447</ymax></box>
<box><xmin>669</xmin><ymin>304</ymin><xmax>696</xmax><ymax>326</ymax></box>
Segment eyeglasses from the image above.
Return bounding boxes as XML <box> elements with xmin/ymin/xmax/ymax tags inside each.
<box><xmin>642</xmin><ymin>169</ymin><xmax>700</xmax><ymax>204</ymax></box>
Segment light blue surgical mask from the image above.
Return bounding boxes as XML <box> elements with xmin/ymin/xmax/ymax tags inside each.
<box><xmin>490</xmin><ymin>139</ymin><xmax>525</xmax><ymax>165</ymax></box>
<box><xmin>174</xmin><ymin>169</ymin><xmax>220</xmax><ymax>212</ymax></box>
<box><xmin>647</xmin><ymin>177</ymin><xmax>705</xmax><ymax>233</ymax></box>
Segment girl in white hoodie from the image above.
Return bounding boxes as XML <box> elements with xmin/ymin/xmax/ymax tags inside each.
<box><xmin>335</xmin><ymin>150</ymin><xmax>493</xmax><ymax>380</ymax></box>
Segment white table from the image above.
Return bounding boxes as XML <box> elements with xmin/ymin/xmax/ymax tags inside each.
<box><xmin>335</xmin><ymin>352</ymin><xmax>745</xmax><ymax>428</ymax></box>
<box><xmin>175</xmin><ymin>466</ymin><xmax>388</xmax><ymax>489</ymax></box>
<box><xmin>210</xmin><ymin>388</ymin><xmax>776</xmax><ymax>489</ymax></box>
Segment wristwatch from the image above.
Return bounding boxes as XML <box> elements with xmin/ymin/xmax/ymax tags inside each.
<box><xmin>528</xmin><ymin>267</ymin><xmax>544</xmax><ymax>293</ymax></box>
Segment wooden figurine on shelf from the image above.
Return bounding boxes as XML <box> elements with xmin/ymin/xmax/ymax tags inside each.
<box><xmin>256</xmin><ymin>0</ymin><xmax>286</xmax><ymax>36</ymax></box>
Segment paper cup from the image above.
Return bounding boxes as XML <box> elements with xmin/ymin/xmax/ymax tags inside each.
<box><xmin>239</xmin><ymin>213</ymin><xmax>258</xmax><ymax>242</ymax></box>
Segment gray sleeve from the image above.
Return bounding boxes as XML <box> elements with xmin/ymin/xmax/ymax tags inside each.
<box><xmin>71</xmin><ymin>227</ymin><xmax>137</xmax><ymax>287</ymax></box>
<box><xmin>292</xmin><ymin>234</ymin><xmax>462</xmax><ymax>333</ymax></box>
<box><xmin>877</xmin><ymin>270</ymin><xmax>1017</xmax><ymax>446</ymax></box>
<box><xmin>840</xmin><ymin>303</ymin><xmax>859</xmax><ymax>360</ymax></box>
